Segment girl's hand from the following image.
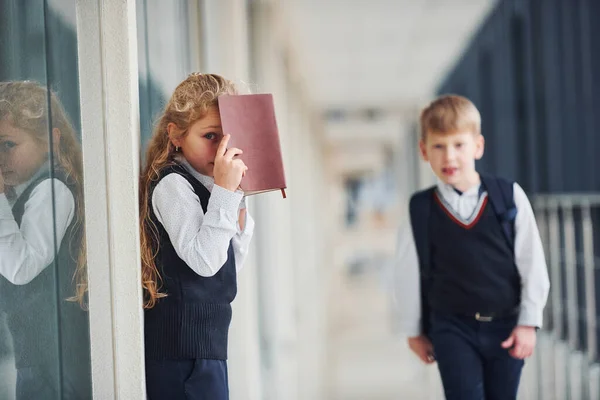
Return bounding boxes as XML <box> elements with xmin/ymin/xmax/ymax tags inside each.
<box><xmin>238</xmin><ymin>208</ymin><xmax>246</xmax><ymax>231</ymax></box>
<box><xmin>213</xmin><ymin>134</ymin><xmax>248</xmax><ymax>192</ymax></box>
<box><xmin>501</xmin><ymin>325</ymin><xmax>537</xmax><ymax>359</ymax></box>
<box><xmin>408</xmin><ymin>335</ymin><xmax>436</xmax><ymax>364</ymax></box>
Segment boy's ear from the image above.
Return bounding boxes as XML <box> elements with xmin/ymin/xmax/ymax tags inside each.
<box><xmin>474</xmin><ymin>134</ymin><xmax>485</xmax><ymax>160</ymax></box>
<box><xmin>418</xmin><ymin>140</ymin><xmax>429</xmax><ymax>161</ymax></box>
<box><xmin>167</xmin><ymin>122</ymin><xmax>182</xmax><ymax>147</ymax></box>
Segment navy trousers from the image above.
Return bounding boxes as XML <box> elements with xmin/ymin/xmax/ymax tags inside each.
<box><xmin>146</xmin><ymin>359</ymin><xmax>229</xmax><ymax>400</ymax></box>
<box><xmin>429</xmin><ymin>312</ymin><xmax>524</xmax><ymax>400</ymax></box>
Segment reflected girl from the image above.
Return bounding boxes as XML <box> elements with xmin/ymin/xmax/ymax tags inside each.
<box><xmin>0</xmin><ymin>81</ymin><xmax>91</xmax><ymax>399</ymax></box>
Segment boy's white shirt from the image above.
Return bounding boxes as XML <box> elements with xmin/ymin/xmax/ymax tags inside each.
<box><xmin>393</xmin><ymin>180</ymin><xmax>550</xmax><ymax>337</ymax></box>
<box><xmin>0</xmin><ymin>168</ymin><xmax>75</xmax><ymax>285</ymax></box>
<box><xmin>151</xmin><ymin>157</ymin><xmax>254</xmax><ymax>276</ymax></box>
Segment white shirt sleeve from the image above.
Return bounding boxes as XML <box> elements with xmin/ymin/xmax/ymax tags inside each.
<box><xmin>513</xmin><ymin>182</ymin><xmax>550</xmax><ymax>328</ymax></box>
<box><xmin>392</xmin><ymin>222</ymin><xmax>423</xmax><ymax>337</ymax></box>
<box><xmin>152</xmin><ymin>173</ymin><xmax>247</xmax><ymax>277</ymax></box>
<box><xmin>232</xmin><ymin>206</ymin><xmax>255</xmax><ymax>273</ymax></box>
<box><xmin>0</xmin><ymin>179</ymin><xmax>75</xmax><ymax>285</ymax></box>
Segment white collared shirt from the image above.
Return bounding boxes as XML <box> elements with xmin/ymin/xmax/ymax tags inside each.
<box><xmin>0</xmin><ymin>170</ymin><xmax>75</xmax><ymax>285</ymax></box>
<box><xmin>392</xmin><ymin>180</ymin><xmax>550</xmax><ymax>336</ymax></box>
<box><xmin>151</xmin><ymin>157</ymin><xmax>254</xmax><ymax>276</ymax></box>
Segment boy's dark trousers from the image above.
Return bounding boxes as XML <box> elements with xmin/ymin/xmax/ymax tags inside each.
<box><xmin>146</xmin><ymin>358</ymin><xmax>229</xmax><ymax>400</ymax></box>
<box><xmin>429</xmin><ymin>312</ymin><xmax>524</xmax><ymax>400</ymax></box>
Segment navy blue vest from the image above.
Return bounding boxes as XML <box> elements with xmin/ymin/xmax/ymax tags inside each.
<box><xmin>0</xmin><ymin>169</ymin><xmax>92</xmax><ymax>398</ymax></box>
<box><xmin>427</xmin><ymin>194</ymin><xmax>521</xmax><ymax>314</ymax></box>
<box><xmin>409</xmin><ymin>175</ymin><xmax>519</xmax><ymax>335</ymax></box>
<box><xmin>144</xmin><ymin>163</ymin><xmax>237</xmax><ymax>360</ymax></box>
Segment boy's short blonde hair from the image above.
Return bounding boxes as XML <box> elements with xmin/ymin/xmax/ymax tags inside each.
<box><xmin>419</xmin><ymin>94</ymin><xmax>481</xmax><ymax>141</ymax></box>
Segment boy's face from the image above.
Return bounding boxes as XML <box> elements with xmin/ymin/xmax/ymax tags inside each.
<box><xmin>170</xmin><ymin>107</ymin><xmax>224</xmax><ymax>177</ymax></box>
<box><xmin>0</xmin><ymin>119</ymin><xmax>49</xmax><ymax>187</ymax></box>
<box><xmin>419</xmin><ymin>130</ymin><xmax>484</xmax><ymax>187</ymax></box>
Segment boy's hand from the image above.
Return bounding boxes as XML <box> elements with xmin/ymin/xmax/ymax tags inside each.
<box><xmin>501</xmin><ymin>326</ymin><xmax>537</xmax><ymax>359</ymax></box>
<box><xmin>408</xmin><ymin>335</ymin><xmax>436</xmax><ymax>364</ymax></box>
<box><xmin>214</xmin><ymin>134</ymin><xmax>248</xmax><ymax>192</ymax></box>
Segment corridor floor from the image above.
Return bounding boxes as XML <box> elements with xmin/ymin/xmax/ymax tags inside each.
<box><xmin>327</xmin><ymin>269</ymin><xmax>444</xmax><ymax>400</ymax></box>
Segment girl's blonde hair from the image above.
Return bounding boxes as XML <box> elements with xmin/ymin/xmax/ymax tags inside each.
<box><xmin>140</xmin><ymin>73</ymin><xmax>237</xmax><ymax>309</ymax></box>
<box><xmin>0</xmin><ymin>81</ymin><xmax>87</xmax><ymax>306</ymax></box>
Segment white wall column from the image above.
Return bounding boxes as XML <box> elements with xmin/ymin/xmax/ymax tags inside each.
<box><xmin>76</xmin><ymin>0</ymin><xmax>145</xmax><ymax>398</ymax></box>
<box><xmin>249</xmin><ymin>2</ymin><xmax>299</xmax><ymax>399</ymax></box>
<box><xmin>201</xmin><ymin>1</ymin><xmax>263</xmax><ymax>400</ymax></box>
<box><xmin>287</xmin><ymin>86</ymin><xmax>329</xmax><ymax>400</ymax></box>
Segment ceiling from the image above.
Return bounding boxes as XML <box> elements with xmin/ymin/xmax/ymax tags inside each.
<box><xmin>281</xmin><ymin>0</ymin><xmax>497</xmax><ymax>112</ymax></box>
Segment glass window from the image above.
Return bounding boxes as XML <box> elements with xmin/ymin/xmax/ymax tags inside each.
<box><xmin>137</xmin><ymin>0</ymin><xmax>199</xmax><ymax>151</ymax></box>
<box><xmin>0</xmin><ymin>1</ymin><xmax>92</xmax><ymax>399</ymax></box>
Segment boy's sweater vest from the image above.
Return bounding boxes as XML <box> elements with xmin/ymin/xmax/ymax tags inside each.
<box><xmin>427</xmin><ymin>192</ymin><xmax>521</xmax><ymax>315</ymax></box>
<box><xmin>144</xmin><ymin>164</ymin><xmax>237</xmax><ymax>361</ymax></box>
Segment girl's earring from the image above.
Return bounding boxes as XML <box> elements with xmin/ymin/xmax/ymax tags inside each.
<box><xmin>175</xmin><ymin>146</ymin><xmax>180</xmax><ymax>152</ymax></box>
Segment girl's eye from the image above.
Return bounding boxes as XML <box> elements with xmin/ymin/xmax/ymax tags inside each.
<box><xmin>455</xmin><ymin>143</ymin><xmax>463</xmax><ymax>148</ymax></box>
<box><xmin>204</xmin><ymin>132</ymin><xmax>223</xmax><ymax>142</ymax></box>
<box><xmin>433</xmin><ymin>144</ymin><xmax>443</xmax><ymax>149</ymax></box>
<box><xmin>0</xmin><ymin>141</ymin><xmax>16</xmax><ymax>150</ymax></box>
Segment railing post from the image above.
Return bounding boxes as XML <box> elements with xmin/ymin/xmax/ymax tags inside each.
<box><xmin>590</xmin><ymin>364</ymin><xmax>600</xmax><ymax>400</ymax></box>
<box><xmin>547</xmin><ymin>199</ymin><xmax>569</xmax><ymax>399</ymax></box>
<box><xmin>562</xmin><ymin>200</ymin><xmax>578</xmax><ymax>350</ymax></box>
<box><xmin>548</xmin><ymin>199</ymin><xmax>563</xmax><ymax>340</ymax></box>
<box><xmin>582</xmin><ymin>201</ymin><xmax>597</xmax><ymax>361</ymax></box>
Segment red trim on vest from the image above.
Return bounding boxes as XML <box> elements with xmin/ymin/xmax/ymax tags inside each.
<box><xmin>433</xmin><ymin>191</ymin><xmax>488</xmax><ymax>229</ymax></box>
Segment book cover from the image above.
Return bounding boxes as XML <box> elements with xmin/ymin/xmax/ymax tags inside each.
<box><xmin>218</xmin><ymin>93</ymin><xmax>287</xmax><ymax>197</ymax></box>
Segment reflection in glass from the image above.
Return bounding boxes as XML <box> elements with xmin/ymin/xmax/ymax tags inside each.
<box><xmin>0</xmin><ymin>81</ymin><xmax>91</xmax><ymax>399</ymax></box>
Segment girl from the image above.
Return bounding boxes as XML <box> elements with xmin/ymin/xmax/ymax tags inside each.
<box><xmin>140</xmin><ymin>73</ymin><xmax>254</xmax><ymax>399</ymax></box>
<box><xmin>0</xmin><ymin>81</ymin><xmax>92</xmax><ymax>399</ymax></box>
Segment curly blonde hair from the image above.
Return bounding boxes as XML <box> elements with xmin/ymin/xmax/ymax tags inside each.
<box><xmin>139</xmin><ymin>73</ymin><xmax>237</xmax><ymax>309</ymax></box>
<box><xmin>0</xmin><ymin>80</ymin><xmax>87</xmax><ymax>306</ymax></box>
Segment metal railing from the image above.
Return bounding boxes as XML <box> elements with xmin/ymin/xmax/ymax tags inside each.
<box><xmin>531</xmin><ymin>194</ymin><xmax>600</xmax><ymax>400</ymax></box>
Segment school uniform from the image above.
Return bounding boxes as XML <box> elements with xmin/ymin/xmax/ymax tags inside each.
<box><xmin>145</xmin><ymin>158</ymin><xmax>254</xmax><ymax>400</ymax></box>
<box><xmin>0</xmin><ymin>167</ymin><xmax>92</xmax><ymax>399</ymax></box>
<box><xmin>394</xmin><ymin>178</ymin><xmax>550</xmax><ymax>400</ymax></box>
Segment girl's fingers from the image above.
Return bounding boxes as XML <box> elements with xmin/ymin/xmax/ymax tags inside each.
<box><xmin>224</xmin><ymin>147</ymin><xmax>243</xmax><ymax>161</ymax></box>
<box><xmin>232</xmin><ymin>159</ymin><xmax>247</xmax><ymax>172</ymax></box>
<box><xmin>216</xmin><ymin>134</ymin><xmax>231</xmax><ymax>158</ymax></box>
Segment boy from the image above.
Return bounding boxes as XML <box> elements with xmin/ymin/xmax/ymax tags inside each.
<box><xmin>394</xmin><ymin>95</ymin><xmax>550</xmax><ymax>400</ymax></box>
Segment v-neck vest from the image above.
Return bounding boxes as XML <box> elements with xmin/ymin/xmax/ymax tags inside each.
<box><xmin>427</xmin><ymin>190</ymin><xmax>521</xmax><ymax>315</ymax></box>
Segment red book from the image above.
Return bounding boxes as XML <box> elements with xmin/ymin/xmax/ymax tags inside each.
<box><xmin>218</xmin><ymin>93</ymin><xmax>287</xmax><ymax>198</ymax></box>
